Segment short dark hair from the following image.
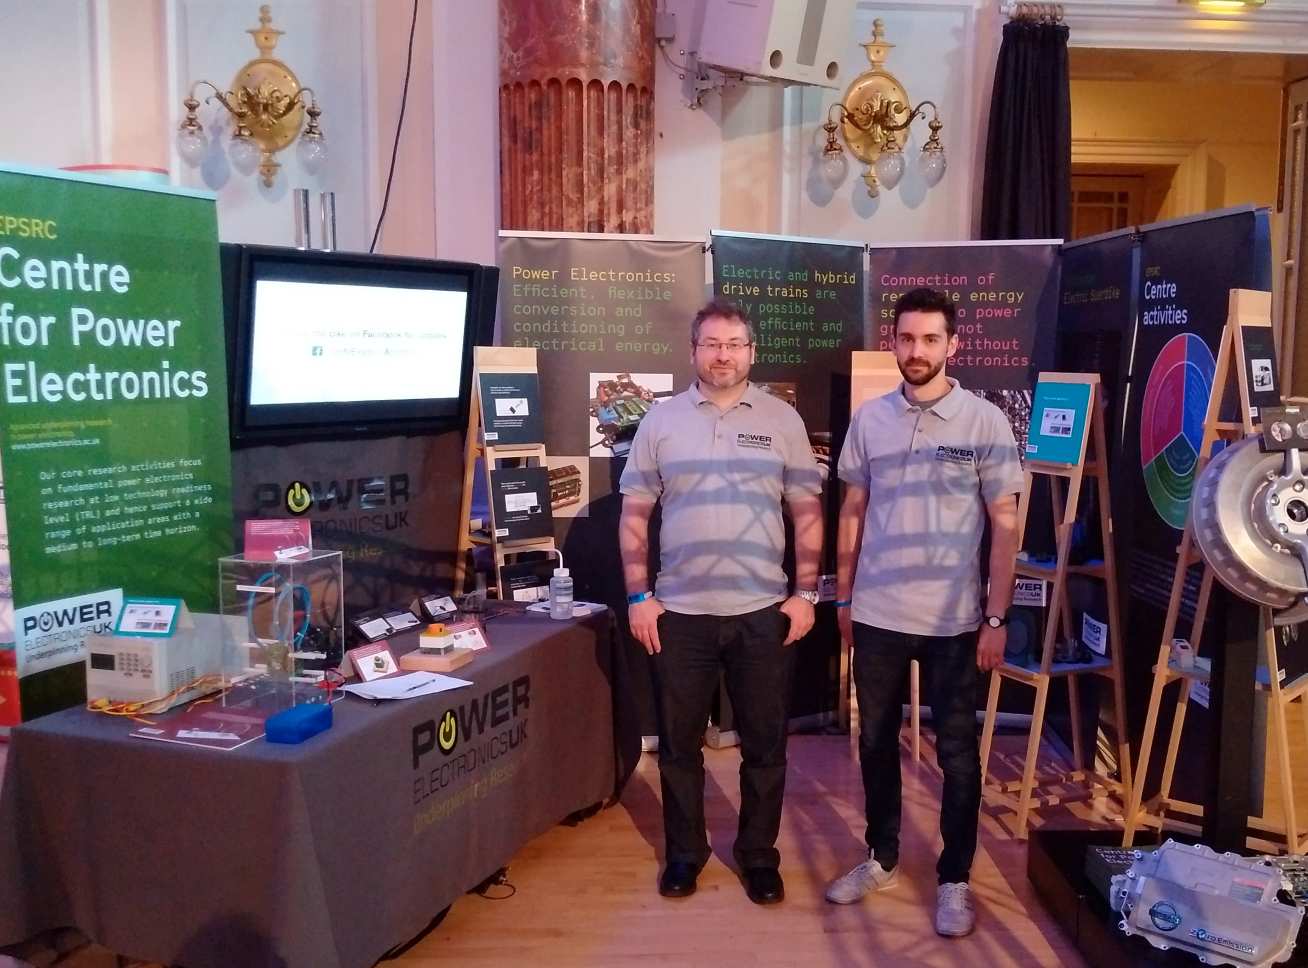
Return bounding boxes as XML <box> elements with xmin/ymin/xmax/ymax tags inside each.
<box><xmin>892</xmin><ymin>287</ymin><xmax>956</xmax><ymax>337</ymax></box>
<box><xmin>690</xmin><ymin>300</ymin><xmax>756</xmax><ymax>345</ymax></box>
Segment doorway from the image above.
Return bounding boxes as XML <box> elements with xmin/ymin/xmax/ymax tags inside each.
<box><xmin>1070</xmin><ymin>167</ymin><xmax>1173</xmax><ymax>240</ymax></box>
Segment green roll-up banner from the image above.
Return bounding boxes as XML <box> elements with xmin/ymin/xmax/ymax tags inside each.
<box><xmin>0</xmin><ymin>165</ymin><xmax>233</xmax><ymax>725</ymax></box>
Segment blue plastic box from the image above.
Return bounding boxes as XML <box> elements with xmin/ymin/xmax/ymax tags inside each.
<box><xmin>266</xmin><ymin>701</ymin><xmax>333</xmax><ymax>744</ymax></box>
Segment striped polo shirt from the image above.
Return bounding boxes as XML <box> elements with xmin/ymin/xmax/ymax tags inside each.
<box><xmin>837</xmin><ymin>379</ymin><xmax>1024</xmax><ymax>637</ymax></box>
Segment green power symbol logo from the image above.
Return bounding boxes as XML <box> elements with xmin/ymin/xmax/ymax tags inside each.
<box><xmin>285</xmin><ymin>481</ymin><xmax>313</xmax><ymax>515</ymax></box>
<box><xmin>437</xmin><ymin>710</ymin><xmax>458</xmax><ymax>754</ymax></box>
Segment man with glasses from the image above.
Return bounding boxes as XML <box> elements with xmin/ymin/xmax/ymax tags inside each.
<box><xmin>619</xmin><ymin>300</ymin><xmax>824</xmax><ymax>905</ymax></box>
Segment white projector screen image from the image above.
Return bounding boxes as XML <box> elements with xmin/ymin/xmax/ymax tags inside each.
<box><xmin>248</xmin><ymin>279</ymin><xmax>469</xmax><ymax>406</ymax></box>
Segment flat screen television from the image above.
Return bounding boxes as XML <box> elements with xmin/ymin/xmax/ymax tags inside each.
<box><xmin>221</xmin><ymin>244</ymin><xmax>497</xmax><ymax>445</ymax></box>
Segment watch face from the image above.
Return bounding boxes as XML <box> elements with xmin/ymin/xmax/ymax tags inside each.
<box><xmin>986</xmin><ymin>616</ymin><xmax>1003</xmax><ymax>628</ymax></box>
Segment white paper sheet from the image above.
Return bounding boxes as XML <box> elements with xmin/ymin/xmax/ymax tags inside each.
<box><xmin>341</xmin><ymin>671</ymin><xmax>473</xmax><ymax>701</ymax></box>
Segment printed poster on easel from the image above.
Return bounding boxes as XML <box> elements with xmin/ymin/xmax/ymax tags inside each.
<box><xmin>1240</xmin><ymin>322</ymin><xmax>1281</xmax><ymax>419</ymax></box>
<box><xmin>489</xmin><ymin>467</ymin><xmax>553</xmax><ymax>541</ymax></box>
<box><xmin>478</xmin><ymin>372</ymin><xmax>543</xmax><ymax>445</ymax></box>
<box><xmin>1027</xmin><ymin>379</ymin><xmax>1093</xmax><ymax>466</ymax></box>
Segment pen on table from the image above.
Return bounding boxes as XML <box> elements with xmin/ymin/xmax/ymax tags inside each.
<box><xmin>401</xmin><ymin>676</ymin><xmax>432</xmax><ymax>694</ymax></box>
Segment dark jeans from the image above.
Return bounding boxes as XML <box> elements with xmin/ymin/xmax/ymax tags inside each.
<box><xmin>654</xmin><ymin>605</ymin><xmax>796</xmax><ymax>871</ymax></box>
<box><xmin>852</xmin><ymin>622</ymin><xmax>981</xmax><ymax>884</ymax></box>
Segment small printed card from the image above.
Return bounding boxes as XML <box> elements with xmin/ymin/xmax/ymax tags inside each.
<box><xmin>114</xmin><ymin>597</ymin><xmax>185</xmax><ymax>637</ymax></box>
<box><xmin>346</xmin><ymin>641</ymin><xmax>400</xmax><ymax>681</ymax></box>
<box><xmin>416</xmin><ymin>595</ymin><xmax>459</xmax><ymax>620</ymax></box>
<box><xmin>420</xmin><ymin>618</ymin><xmax>489</xmax><ymax>652</ymax></box>
<box><xmin>243</xmin><ymin>519</ymin><xmax>313</xmax><ymax>560</ymax></box>
<box><xmin>381</xmin><ymin>608</ymin><xmax>421</xmax><ymax>632</ymax></box>
<box><xmin>350</xmin><ymin>615</ymin><xmax>393</xmax><ymax>643</ymax></box>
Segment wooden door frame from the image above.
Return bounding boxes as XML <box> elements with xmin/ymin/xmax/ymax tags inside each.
<box><xmin>1072</xmin><ymin>139</ymin><xmax>1206</xmax><ymax>219</ymax></box>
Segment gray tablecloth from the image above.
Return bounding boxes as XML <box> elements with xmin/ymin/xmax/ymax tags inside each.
<box><xmin>0</xmin><ymin>611</ymin><xmax>622</xmax><ymax>968</ymax></box>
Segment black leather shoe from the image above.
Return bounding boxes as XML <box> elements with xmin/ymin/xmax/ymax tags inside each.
<box><xmin>743</xmin><ymin>867</ymin><xmax>784</xmax><ymax>905</ymax></box>
<box><xmin>659</xmin><ymin>861</ymin><xmax>699</xmax><ymax>898</ymax></box>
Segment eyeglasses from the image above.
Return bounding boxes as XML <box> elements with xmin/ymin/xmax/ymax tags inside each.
<box><xmin>693</xmin><ymin>340</ymin><xmax>753</xmax><ymax>353</ymax></box>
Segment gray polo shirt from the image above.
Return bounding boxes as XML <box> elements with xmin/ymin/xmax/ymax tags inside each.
<box><xmin>837</xmin><ymin>379</ymin><xmax>1024</xmax><ymax>637</ymax></box>
<box><xmin>619</xmin><ymin>381</ymin><xmax>823</xmax><ymax>616</ymax></box>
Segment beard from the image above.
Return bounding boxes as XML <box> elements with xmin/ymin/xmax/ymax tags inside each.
<box><xmin>697</xmin><ymin>360</ymin><xmax>749</xmax><ymax>390</ymax></box>
<box><xmin>897</xmin><ymin>356</ymin><xmax>944</xmax><ymax>387</ymax></box>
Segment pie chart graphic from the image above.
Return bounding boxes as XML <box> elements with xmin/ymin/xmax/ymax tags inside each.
<box><xmin>1139</xmin><ymin>332</ymin><xmax>1215</xmax><ymax>530</ymax></box>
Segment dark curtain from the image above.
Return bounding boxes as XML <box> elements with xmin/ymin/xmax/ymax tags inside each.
<box><xmin>979</xmin><ymin>19</ymin><xmax>1071</xmax><ymax>566</ymax></box>
<box><xmin>980</xmin><ymin>20</ymin><xmax>1071</xmax><ymax>240</ymax></box>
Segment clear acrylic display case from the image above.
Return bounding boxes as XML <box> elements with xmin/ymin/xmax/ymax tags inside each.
<box><xmin>217</xmin><ymin>550</ymin><xmax>344</xmax><ymax>707</ymax></box>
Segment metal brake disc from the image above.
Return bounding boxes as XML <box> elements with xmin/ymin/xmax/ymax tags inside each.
<box><xmin>1191</xmin><ymin>436</ymin><xmax>1308</xmax><ymax>610</ymax></box>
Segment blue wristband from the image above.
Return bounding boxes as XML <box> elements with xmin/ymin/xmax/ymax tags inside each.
<box><xmin>627</xmin><ymin>590</ymin><xmax>654</xmax><ymax>605</ymax></box>
<box><xmin>834</xmin><ymin>600</ymin><xmax>852</xmax><ymax>608</ymax></box>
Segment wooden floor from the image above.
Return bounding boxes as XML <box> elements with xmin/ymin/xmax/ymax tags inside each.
<box><xmin>391</xmin><ymin>730</ymin><xmax>1094</xmax><ymax>968</ymax></box>
<box><xmin>14</xmin><ymin>711</ymin><xmax>1306</xmax><ymax>968</ymax></box>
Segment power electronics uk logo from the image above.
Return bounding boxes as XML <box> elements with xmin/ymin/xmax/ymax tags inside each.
<box><xmin>935</xmin><ymin>445</ymin><xmax>976</xmax><ymax>466</ymax></box>
<box><xmin>13</xmin><ymin>588</ymin><xmax>122</xmax><ymax>677</ymax></box>
<box><xmin>255</xmin><ymin>473</ymin><xmax>411</xmax><ymax>535</ymax></box>
<box><xmin>284</xmin><ymin>481</ymin><xmax>313</xmax><ymax>515</ymax></box>
<box><xmin>412</xmin><ymin>675</ymin><xmax>531</xmax><ymax>834</ymax></box>
<box><xmin>736</xmin><ymin>433</ymin><xmax>773</xmax><ymax>451</ymax></box>
<box><xmin>437</xmin><ymin>709</ymin><xmax>458</xmax><ymax>753</ymax></box>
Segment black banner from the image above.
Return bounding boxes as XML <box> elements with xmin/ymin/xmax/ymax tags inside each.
<box><xmin>1057</xmin><ymin>231</ymin><xmax>1136</xmax><ymax>458</ymax></box>
<box><xmin>230</xmin><ymin>432</ymin><xmax>465</xmax><ymax>616</ymax></box>
<box><xmin>867</xmin><ymin>242</ymin><xmax>1058</xmax><ymax>717</ymax></box>
<box><xmin>867</xmin><ymin>242</ymin><xmax>1060</xmax><ymax>456</ymax></box>
<box><xmin>1123</xmin><ymin>212</ymin><xmax>1266</xmax><ymax>623</ymax></box>
<box><xmin>1049</xmin><ymin>231</ymin><xmax>1138</xmax><ymax>756</ymax></box>
<box><xmin>1118</xmin><ymin>208</ymin><xmax>1274</xmax><ymax>805</ymax></box>
<box><xmin>497</xmin><ymin>235</ymin><xmax>705</xmax><ymax>735</ymax></box>
<box><xmin>711</xmin><ymin>232</ymin><xmax>864</xmax><ymax>722</ymax></box>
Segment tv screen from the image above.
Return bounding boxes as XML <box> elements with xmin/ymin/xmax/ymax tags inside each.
<box><xmin>223</xmin><ymin>246</ymin><xmax>496</xmax><ymax>444</ymax></box>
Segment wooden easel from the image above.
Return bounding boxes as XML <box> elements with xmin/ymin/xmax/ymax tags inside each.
<box><xmin>979</xmin><ymin>372</ymin><xmax>1133</xmax><ymax>839</ymax></box>
<box><xmin>453</xmin><ymin>346</ymin><xmax>558</xmax><ymax>598</ymax></box>
<box><xmin>1121</xmin><ymin>289</ymin><xmax>1308</xmax><ymax>853</ymax></box>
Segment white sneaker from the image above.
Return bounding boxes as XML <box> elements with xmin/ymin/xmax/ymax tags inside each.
<box><xmin>825</xmin><ymin>852</ymin><xmax>898</xmax><ymax>904</ymax></box>
<box><xmin>935</xmin><ymin>882</ymin><xmax>975</xmax><ymax>937</ymax></box>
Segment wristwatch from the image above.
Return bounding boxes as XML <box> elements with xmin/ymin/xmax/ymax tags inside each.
<box><xmin>796</xmin><ymin>589</ymin><xmax>820</xmax><ymax>605</ymax></box>
<box><xmin>984</xmin><ymin>613</ymin><xmax>1009</xmax><ymax>629</ymax></box>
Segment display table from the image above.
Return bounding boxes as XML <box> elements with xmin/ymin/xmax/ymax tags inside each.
<box><xmin>0</xmin><ymin>610</ymin><xmax>626</xmax><ymax>968</ymax></box>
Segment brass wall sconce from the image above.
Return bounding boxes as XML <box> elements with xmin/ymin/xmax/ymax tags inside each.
<box><xmin>176</xmin><ymin>5</ymin><xmax>326</xmax><ymax>187</ymax></box>
<box><xmin>818</xmin><ymin>19</ymin><xmax>945</xmax><ymax>198</ymax></box>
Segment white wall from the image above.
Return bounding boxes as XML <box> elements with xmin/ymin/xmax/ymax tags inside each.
<box><xmin>0</xmin><ymin>1</ymin><xmax>100</xmax><ymax>169</ymax></box>
<box><xmin>0</xmin><ymin>0</ymin><xmax>1012</xmax><ymax>254</ymax></box>
<box><xmin>0</xmin><ymin>1</ymin><xmax>433</xmax><ymax>257</ymax></box>
<box><xmin>167</xmin><ymin>0</ymin><xmax>373</xmax><ymax>250</ymax></box>
<box><xmin>431</xmin><ymin>0</ymin><xmax>499</xmax><ymax>265</ymax></box>
<box><xmin>9</xmin><ymin>0</ymin><xmax>1300</xmax><ymax>259</ymax></box>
